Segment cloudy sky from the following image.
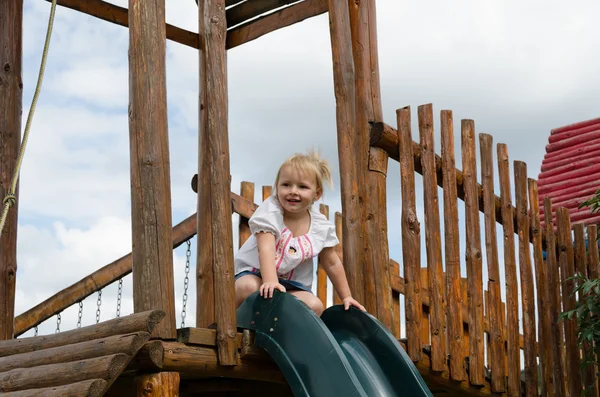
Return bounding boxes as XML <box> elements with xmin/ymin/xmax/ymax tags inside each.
<box><xmin>14</xmin><ymin>0</ymin><xmax>600</xmax><ymax>337</ymax></box>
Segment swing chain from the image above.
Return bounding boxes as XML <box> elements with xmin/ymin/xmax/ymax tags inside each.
<box><xmin>96</xmin><ymin>290</ymin><xmax>102</xmax><ymax>324</ymax></box>
<box><xmin>116</xmin><ymin>278</ymin><xmax>123</xmax><ymax>318</ymax></box>
<box><xmin>55</xmin><ymin>312</ymin><xmax>61</xmax><ymax>333</ymax></box>
<box><xmin>181</xmin><ymin>239</ymin><xmax>191</xmax><ymax>328</ymax></box>
<box><xmin>77</xmin><ymin>301</ymin><xmax>83</xmax><ymax>328</ymax></box>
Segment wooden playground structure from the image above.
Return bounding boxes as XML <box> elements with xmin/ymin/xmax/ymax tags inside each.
<box><xmin>0</xmin><ymin>0</ymin><xmax>596</xmax><ymax>396</ymax></box>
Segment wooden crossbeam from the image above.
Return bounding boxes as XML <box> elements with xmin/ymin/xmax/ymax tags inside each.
<box><xmin>42</xmin><ymin>0</ymin><xmax>327</xmax><ymax>51</ymax></box>
<box><xmin>226</xmin><ymin>0</ymin><xmax>300</xmax><ymax>28</ymax></box>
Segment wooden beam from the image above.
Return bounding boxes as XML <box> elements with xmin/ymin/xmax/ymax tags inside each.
<box><xmin>326</xmin><ymin>0</ymin><xmax>361</xmax><ymax>303</ymax></box>
<box><xmin>226</xmin><ymin>0</ymin><xmax>299</xmax><ymax>27</ymax></box>
<box><xmin>0</xmin><ymin>0</ymin><xmax>23</xmax><ymax>341</ymax></box>
<box><xmin>2</xmin><ymin>310</ymin><xmax>164</xmax><ymax>357</ymax></box>
<box><xmin>128</xmin><ymin>0</ymin><xmax>176</xmax><ymax>339</ymax></box>
<box><xmin>199</xmin><ymin>0</ymin><xmax>238</xmax><ymax>366</ymax></box>
<box><xmin>0</xmin><ymin>332</ymin><xmax>149</xmax><ymax>373</ymax></box>
<box><xmin>227</xmin><ymin>0</ymin><xmax>328</xmax><ymax>49</ymax></box>
<box><xmin>2</xmin><ymin>379</ymin><xmax>107</xmax><ymax>397</ymax></box>
<box><xmin>0</xmin><ymin>353</ymin><xmax>129</xmax><ymax>393</ymax></box>
<box><xmin>135</xmin><ymin>372</ymin><xmax>179</xmax><ymax>397</ymax></box>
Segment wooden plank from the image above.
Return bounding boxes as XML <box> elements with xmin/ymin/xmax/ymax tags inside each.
<box><xmin>128</xmin><ymin>0</ymin><xmax>175</xmax><ymax>339</ymax></box>
<box><xmin>588</xmin><ymin>224</ymin><xmax>600</xmax><ymax>397</ymax></box>
<box><xmin>0</xmin><ymin>0</ymin><xmax>22</xmax><ymax>341</ymax></box>
<box><xmin>326</xmin><ymin>0</ymin><xmax>361</xmax><ymax>303</ymax></box>
<box><xmin>239</xmin><ymin>182</ymin><xmax>254</xmax><ymax>247</ymax></box>
<box><xmin>391</xmin><ymin>260</ymin><xmax>401</xmax><ymax>339</ymax></box>
<box><xmin>461</xmin><ymin>119</ymin><xmax>484</xmax><ymax>386</ymax></box>
<box><xmin>513</xmin><ymin>161</ymin><xmax>538</xmax><ymax>397</ymax></box>
<box><xmin>418</xmin><ymin>104</ymin><xmax>446</xmax><ymax>372</ymax></box>
<box><xmin>441</xmin><ymin>110</ymin><xmax>464</xmax><ymax>381</ymax></box>
<box><xmin>0</xmin><ymin>332</ymin><xmax>149</xmax><ymax>373</ymax></box>
<box><xmin>556</xmin><ymin>207</ymin><xmax>583</xmax><ymax>397</ymax></box>
<box><xmin>135</xmin><ymin>371</ymin><xmax>179</xmax><ymax>397</ymax></box>
<box><xmin>420</xmin><ymin>269</ymin><xmax>430</xmax><ymax>347</ymax></box>
<box><xmin>574</xmin><ymin>224</ymin><xmax>596</xmax><ymax>395</ymax></box>
<box><xmin>333</xmin><ymin>212</ymin><xmax>343</xmax><ymax>305</ymax></box>
<box><xmin>199</xmin><ymin>0</ymin><xmax>238</xmax><ymax>366</ymax></box>
<box><xmin>2</xmin><ymin>379</ymin><xmax>107</xmax><ymax>397</ymax></box>
<box><xmin>397</xmin><ymin>106</ymin><xmax>421</xmax><ymax>362</ymax></box>
<box><xmin>497</xmin><ymin>144</ymin><xmax>521</xmax><ymax>397</ymax></box>
<box><xmin>528</xmin><ymin>179</ymin><xmax>553</xmax><ymax>397</ymax></box>
<box><xmin>178</xmin><ymin>328</ymin><xmax>243</xmax><ymax>348</ymax></box>
<box><xmin>317</xmin><ymin>204</ymin><xmax>330</xmax><ymax>307</ymax></box>
<box><xmin>0</xmin><ymin>353</ymin><xmax>129</xmax><ymax>393</ymax></box>
<box><xmin>227</xmin><ymin>0</ymin><xmax>328</xmax><ymax>50</ymax></box>
<box><xmin>226</xmin><ymin>0</ymin><xmax>298</xmax><ymax>27</ymax></box>
<box><xmin>368</xmin><ymin>147</ymin><xmax>393</xmax><ymax>329</ymax></box>
<box><xmin>479</xmin><ymin>133</ymin><xmax>504</xmax><ymax>392</ymax></box>
<box><xmin>1</xmin><ymin>310</ymin><xmax>163</xmax><ymax>357</ymax></box>
<box><xmin>543</xmin><ymin>198</ymin><xmax>567</xmax><ymax>397</ymax></box>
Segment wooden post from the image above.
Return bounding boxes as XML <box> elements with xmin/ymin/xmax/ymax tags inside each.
<box><xmin>317</xmin><ymin>204</ymin><xmax>329</xmax><ymax>307</ymax></box>
<box><xmin>0</xmin><ymin>0</ymin><xmax>22</xmax><ymax>341</ymax></box>
<box><xmin>262</xmin><ymin>186</ymin><xmax>272</xmax><ymax>201</ymax></box>
<box><xmin>544</xmin><ymin>198</ymin><xmax>567</xmax><ymax>397</ymax></box>
<box><xmin>128</xmin><ymin>0</ymin><xmax>176</xmax><ymax>339</ymax></box>
<box><xmin>326</xmin><ymin>0</ymin><xmax>362</xmax><ymax>303</ymax></box>
<box><xmin>461</xmin><ymin>119</ymin><xmax>484</xmax><ymax>386</ymax></box>
<box><xmin>514</xmin><ymin>161</ymin><xmax>538</xmax><ymax>397</ymax></box>
<box><xmin>418</xmin><ymin>104</ymin><xmax>446</xmax><ymax>373</ymax></box>
<box><xmin>497</xmin><ymin>144</ymin><xmax>520</xmax><ymax>397</ymax></box>
<box><xmin>199</xmin><ymin>0</ymin><xmax>238</xmax><ymax>366</ymax></box>
<box><xmin>333</xmin><ymin>212</ymin><xmax>343</xmax><ymax>305</ymax></box>
<box><xmin>479</xmin><ymin>134</ymin><xmax>504</xmax><ymax>392</ymax></box>
<box><xmin>397</xmin><ymin>107</ymin><xmax>422</xmax><ymax>362</ymax></box>
<box><xmin>239</xmin><ymin>182</ymin><xmax>254</xmax><ymax>247</ymax></box>
<box><xmin>135</xmin><ymin>372</ymin><xmax>180</xmax><ymax>397</ymax></box>
<box><xmin>441</xmin><ymin>110</ymin><xmax>464</xmax><ymax>381</ymax></box>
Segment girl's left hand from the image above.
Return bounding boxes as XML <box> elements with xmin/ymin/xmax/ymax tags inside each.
<box><xmin>342</xmin><ymin>296</ymin><xmax>366</xmax><ymax>312</ymax></box>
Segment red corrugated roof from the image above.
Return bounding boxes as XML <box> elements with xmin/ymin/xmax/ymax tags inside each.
<box><xmin>537</xmin><ymin>117</ymin><xmax>600</xmax><ymax>228</ymax></box>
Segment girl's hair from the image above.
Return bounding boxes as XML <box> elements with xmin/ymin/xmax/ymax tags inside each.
<box><xmin>274</xmin><ymin>148</ymin><xmax>333</xmax><ymax>194</ymax></box>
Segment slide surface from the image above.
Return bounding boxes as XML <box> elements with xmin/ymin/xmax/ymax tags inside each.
<box><xmin>236</xmin><ymin>291</ymin><xmax>433</xmax><ymax>397</ymax></box>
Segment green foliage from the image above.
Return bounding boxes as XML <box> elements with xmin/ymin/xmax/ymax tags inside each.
<box><xmin>561</xmin><ymin>188</ymin><xmax>600</xmax><ymax>395</ymax></box>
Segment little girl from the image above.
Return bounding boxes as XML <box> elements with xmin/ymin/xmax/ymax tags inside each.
<box><xmin>234</xmin><ymin>150</ymin><xmax>365</xmax><ymax>316</ymax></box>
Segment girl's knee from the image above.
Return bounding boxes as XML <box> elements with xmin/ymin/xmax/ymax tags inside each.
<box><xmin>300</xmin><ymin>294</ymin><xmax>324</xmax><ymax>316</ymax></box>
<box><xmin>235</xmin><ymin>275</ymin><xmax>261</xmax><ymax>306</ymax></box>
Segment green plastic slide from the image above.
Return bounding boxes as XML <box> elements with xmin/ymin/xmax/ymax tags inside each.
<box><xmin>236</xmin><ymin>291</ymin><xmax>433</xmax><ymax>397</ymax></box>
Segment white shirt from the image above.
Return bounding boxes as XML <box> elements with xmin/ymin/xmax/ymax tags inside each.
<box><xmin>234</xmin><ymin>196</ymin><xmax>340</xmax><ymax>288</ymax></box>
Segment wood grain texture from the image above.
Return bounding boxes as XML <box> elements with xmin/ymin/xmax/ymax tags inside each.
<box><xmin>0</xmin><ymin>0</ymin><xmax>22</xmax><ymax>341</ymax></box>
<box><xmin>135</xmin><ymin>371</ymin><xmax>179</xmax><ymax>397</ymax></box>
<box><xmin>514</xmin><ymin>161</ymin><xmax>538</xmax><ymax>397</ymax></box>
<box><xmin>461</xmin><ymin>119</ymin><xmax>484</xmax><ymax>386</ymax></box>
<box><xmin>199</xmin><ymin>0</ymin><xmax>238</xmax><ymax>366</ymax></box>
<box><xmin>497</xmin><ymin>144</ymin><xmax>520</xmax><ymax>397</ymax></box>
<box><xmin>543</xmin><ymin>198</ymin><xmax>567</xmax><ymax>397</ymax></box>
<box><xmin>556</xmin><ymin>207</ymin><xmax>583</xmax><ymax>397</ymax></box>
<box><xmin>418</xmin><ymin>104</ymin><xmax>446</xmax><ymax>372</ymax></box>
<box><xmin>391</xmin><ymin>260</ymin><xmax>401</xmax><ymax>339</ymax></box>
<box><xmin>226</xmin><ymin>0</ymin><xmax>298</xmax><ymax>27</ymax></box>
<box><xmin>2</xmin><ymin>310</ymin><xmax>162</xmax><ymax>357</ymax></box>
<box><xmin>397</xmin><ymin>107</ymin><xmax>421</xmax><ymax>362</ymax></box>
<box><xmin>479</xmin><ymin>133</ymin><xmax>504</xmax><ymax>392</ymax></box>
<box><xmin>333</xmin><ymin>212</ymin><xmax>343</xmax><ymax>305</ymax></box>
<box><xmin>317</xmin><ymin>204</ymin><xmax>329</xmax><ymax>307</ymax></box>
<box><xmin>239</xmin><ymin>182</ymin><xmax>254</xmax><ymax>248</ymax></box>
<box><xmin>128</xmin><ymin>0</ymin><xmax>176</xmax><ymax>339</ymax></box>
<box><xmin>326</xmin><ymin>0</ymin><xmax>362</xmax><ymax>303</ymax></box>
<box><xmin>527</xmin><ymin>179</ymin><xmax>553</xmax><ymax>397</ymax></box>
<box><xmin>441</xmin><ymin>110</ymin><xmax>464</xmax><ymax>381</ymax></box>
<box><xmin>1</xmin><ymin>379</ymin><xmax>107</xmax><ymax>397</ymax></box>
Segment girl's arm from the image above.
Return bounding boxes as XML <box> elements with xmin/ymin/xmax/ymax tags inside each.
<box><xmin>256</xmin><ymin>232</ymin><xmax>286</xmax><ymax>297</ymax></box>
<box><xmin>318</xmin><ymin>247</ymin><xmax>366</xmax><ymax>311</ymax></box>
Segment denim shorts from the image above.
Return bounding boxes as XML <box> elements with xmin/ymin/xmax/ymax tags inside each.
<box><xmin>235</xmin><ymin>270</ymin><xmax>312</xmax><ymax>293</ymax></box>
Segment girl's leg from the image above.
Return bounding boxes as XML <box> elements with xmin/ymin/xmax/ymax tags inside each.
<box><xmin>235</xmin><ymin>274</ymin><xmax>262</xmax><ymax>308</ymax></box>
<box><xmin>289</xmin><ymin>290</ymin><xmax>324</xmax><ymax>316</ymax></box>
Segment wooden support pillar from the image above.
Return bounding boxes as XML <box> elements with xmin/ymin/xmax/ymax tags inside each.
<box><xmin>0</xmin><ymin>0</ymin><xmax>23</xmax><ymax>341</ymax></box>
<box><xmin>326</xmin><ymin>0</ymin><xmax>362</xmax><ymax>303</ymax></box>
<box><xmin>128</xmin><ymin>0</ymin><xmax>176</xmax><ymax>340</ymax></box>
<box><xmin>198</xmin><ymin>0</ymin><xmax>238</xmax><ymax>366</ymax></box>
<box><xmin>135</xmin><ymin>371</ymin><xmax>180</xmax><ymax>397</ymax></box>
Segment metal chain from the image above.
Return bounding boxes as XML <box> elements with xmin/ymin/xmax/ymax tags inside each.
<box><xmin>77</xmin><ymin>301</ymin><xmax>83</xmax><ymax>328</ymax></box>
<box><xmin>55</xmin><ymin>312</ymin><xmax>61</xmax><ymax>333</ymax></box>
<box><xmin>96</xmin><ymin>290</ymin><xmax>102</xmax><ymax>324</ymax></box>
<box><xmin>116</xmin><ymin>278</ymin><xmax>123</xmax><ymax>318</ymax></box>
<box><xmin>34</xmin><ymin>326</ymin><xmax>38</xmax><ymax>336</ymax></box>
<box><xmin>181</xmin><ymin>240</ymin><xmax>191</xmax><ymax>328</ymax></box>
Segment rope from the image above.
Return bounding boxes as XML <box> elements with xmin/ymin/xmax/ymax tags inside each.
<box><xmin>0</xmin><ymin>0</ymin><xmax>58</xmax><ymax>237</ymax></box>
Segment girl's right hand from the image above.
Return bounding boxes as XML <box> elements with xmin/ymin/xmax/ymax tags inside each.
<box><xmin>260</xmin><ymin>281</ymin><xmax>286</xmax><ymax>298</ymax></box>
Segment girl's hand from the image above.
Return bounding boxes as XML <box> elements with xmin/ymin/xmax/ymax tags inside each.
<box><xmin>342</xmin><ymin>296</ymin><xmax>366</xmax><ymax>312</ymax></box>
<box><xmin>260</xmin><ymin>281</ymin><xmax>286</xmax><ymax>298</ymax></box>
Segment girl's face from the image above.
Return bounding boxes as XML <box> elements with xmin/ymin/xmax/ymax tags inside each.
<box><xmin>276</xmin><ymin>165</ymin><xmax>321</xmax><ymax>215</ymax></box>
